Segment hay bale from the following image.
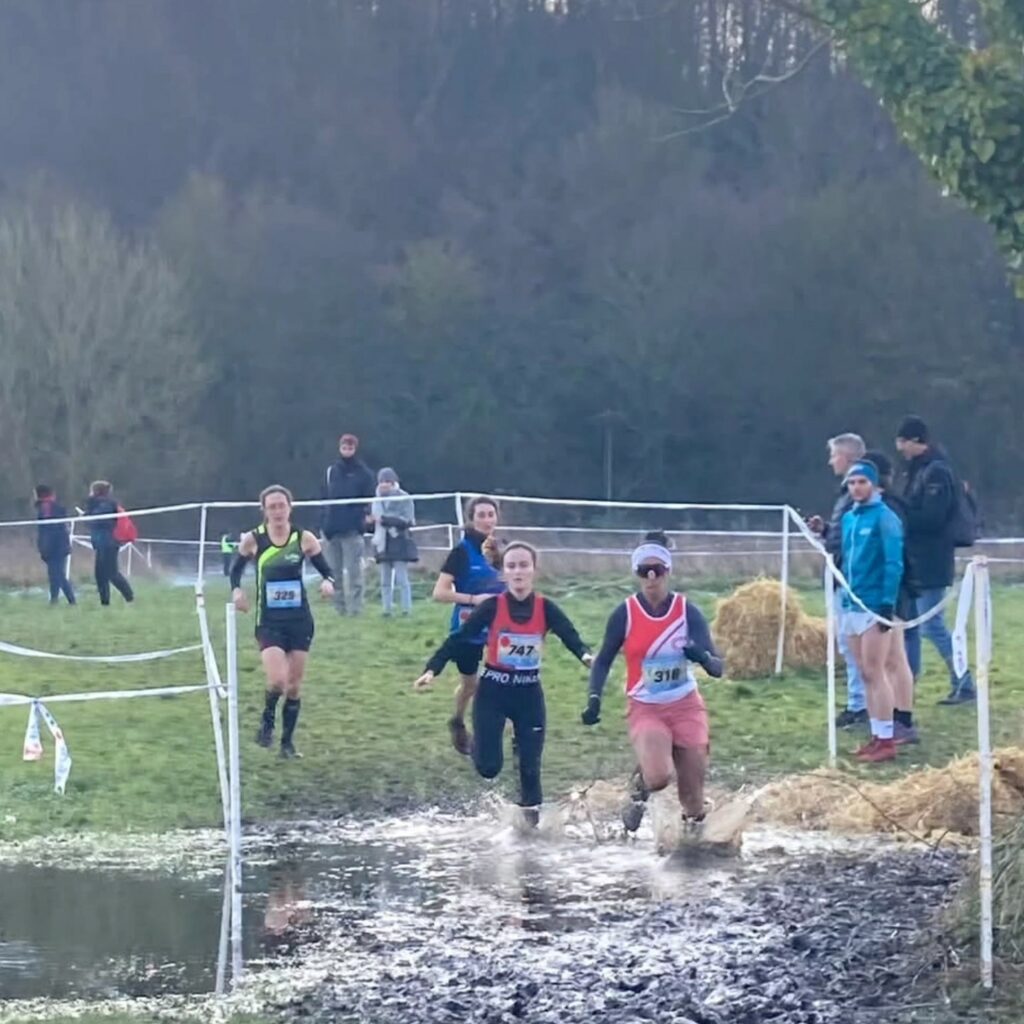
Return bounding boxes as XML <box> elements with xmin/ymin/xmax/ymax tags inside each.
<box><xmin>755</xmin><ymin>747</ymin><xmax>1024</xmax><ymax>838</ymax></box>
<box><xmin>713</xmin><ymin>578</ymin><xmax>827</xmax><ymax>679</ymax></box>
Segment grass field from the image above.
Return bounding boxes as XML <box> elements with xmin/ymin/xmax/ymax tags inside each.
<box><xmin>1</xmin><ymin>573</ymin><xmax>1021</xmax><ymax>842</ymax></box>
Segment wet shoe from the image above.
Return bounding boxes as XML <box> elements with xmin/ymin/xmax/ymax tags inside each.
<box><xmin>835</xmin><ymin>708</ymin><xmax>868</xmax><ymax>729</ymax></box>
<box><xmin>521</xmin><ymin>806</ymin><xmax>540</xmax><ymax>829</ymax></box>
<box><xmin>279</xmin><ymin>740</ymin><xmax>303</xmax><ymax>760</ymax></box>
<box><xmin>448</xmin><ymin>716</ymin><xmax>473</xmax><ymax>756</ymax></box>
<box><xmin>856</xmin><ymin>738</ymin><xmax>897</xmax><ymax>763</ymax></box>
<box><xmin>621</xmin><ymin>767</ymin><xmax>649</xmax><ymax>833</ymax></box>
<box><xmin>893</xmin><ymin>722</ymin><xmax>920</xmax><ymax>745</ymax></box>
<box><xmin>256</xmin><ymin>719</ymin><xmax>274</xmax><ymax>748</ymax></box>
<box><xmin>681</xmin><ymin>812</ymin><xmax>707</xmax><ymax>839</ymax></box>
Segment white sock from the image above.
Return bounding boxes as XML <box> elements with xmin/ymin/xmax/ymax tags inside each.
<box><xmin>874</xmin><ymin>719</ymin><xmax>894</xmax><ymax>740</ymax></box>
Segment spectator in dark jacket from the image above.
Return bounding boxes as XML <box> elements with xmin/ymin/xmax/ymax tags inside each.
<box><xmin>85</xmin><ymin>480</ymin><xmax>134</xmax><ymax>606</ymax></box>
<box><xmin>320</xmin><ymin>434</ymin><xmax>375</xmax><ymax>616</ymax></box>
<box><xmin>807</xmin><ymin>432</ymin><xmax>867</xmax><ymax>727</ymax></box>
<box><xmin>34</xmin><ymin>485</ymin><xmax>76</xmax><ymax>606</ymax></box>
<box><xmin>895</xmin><ymin>415</ymin><xmax>974</xmax><ymax>704</ymax></box>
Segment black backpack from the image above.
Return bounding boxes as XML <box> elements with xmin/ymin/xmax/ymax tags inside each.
<box><xmin>948</xmin><ymin>473</ymin><xmax>980</xmax><ymax>548</ymax></box>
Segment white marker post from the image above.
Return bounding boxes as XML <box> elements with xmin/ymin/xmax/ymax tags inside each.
<box><xmin>824</xmin><ymin>563</ymin><xmax>837</xmax><ymax>767</ymax></box>
<box><xmin>774</xmin><ymin>507</ymin><xmax>791</xmax><ymax>675</ymax></box>
<box><xmin>225</xmin><ymin>601</ymin><xmax>244</xmax><ymax>987</ymax></box>
<box><xmin>974</xmin><ymin>557</ymin><xmax>994</xmax><ymax>989</ymax></box>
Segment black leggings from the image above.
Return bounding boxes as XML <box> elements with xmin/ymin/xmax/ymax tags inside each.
<box><xmin>94</xmin><ymin>545</ymin><xmax>134</xmax><ymax>605</ymax></box>
<box><xmin>472</xmin><ymin>677</ymin><xmax>546</xmax><ymax>808</ymax></box>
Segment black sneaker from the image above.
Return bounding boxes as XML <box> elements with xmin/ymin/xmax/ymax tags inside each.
<box><xmin>938</xmin><ymin>689</ymin><xmax>977</xmax><ymax>706</ymax></box>
<box><xmin>835</xmin><ymin>708</ymin><xmax>868</xmax><ymax>729</ymax></box>
<box><xmin>622</xmin><ymin>767</ymin><xmax>649</xmax><ymax>833</ymax></box>
<box><xmin>256</xmin><ymin>719</ymin><xmax>274</xmax><ymax>748</ymax></box>
<box><xmin>448</xmin><ymin>716</ymin><xmax>473</xmax><ymax>756</ymax></box>
<box><xmin>521</xmin><ymin>806</ymin><xmax>540</xmax><ymax>829</ymax></box>
<box><xmin>279</xmin><ymin>740</ymin><xmax>303</xmax><ymax>760</ymax></box>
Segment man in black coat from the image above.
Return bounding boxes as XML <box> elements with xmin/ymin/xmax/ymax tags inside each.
<box><xmin>34</xmin><ymin>485</ymin><xmax>76</xmax><ymax>606</ymax></box>
<box><xmin>320</xmin><ymin>433</ymin><xmax>375</xmax><ymax>616</ymax></box>
<box><xmin>895</xmin><ymin>415</ymin><xmax>975</xmax><ymax>704</ymax></box>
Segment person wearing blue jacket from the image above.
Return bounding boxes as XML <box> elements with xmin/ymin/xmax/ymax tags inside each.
<box><xmin>840</xmin><ymin>460</ymin><xmax>905</xmax><ymax>764</ymax></box>
<box><xmin>34</xmin><ymin>485</ymin><xmax>76</xmax><ymax>606</ymax></box>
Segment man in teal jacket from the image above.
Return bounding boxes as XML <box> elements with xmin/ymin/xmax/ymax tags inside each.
<box><xmin>840</xmin><ymin>460</ymin><xmax>906</xmax><ymax>764</ymax></box>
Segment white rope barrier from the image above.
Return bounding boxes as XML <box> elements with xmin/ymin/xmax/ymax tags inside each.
<box><xmin>0</xmin><ymin>682</ymin><xmax>216</xmax><ymax>707</ymax></box>
<box><xmin>0</xmin><ymin>639</ymin><xmax>202</xmax><ymax>663</ymax></box>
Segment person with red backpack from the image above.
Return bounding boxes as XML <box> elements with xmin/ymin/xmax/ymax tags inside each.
<box><xmin>85</xmin><ymin>480</ymin><xmax>135</xmax><ymax>606</ymax></box>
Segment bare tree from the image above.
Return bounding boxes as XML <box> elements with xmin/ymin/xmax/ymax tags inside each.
<box><xmin>0</xmin><ymin>190</ymin><xmax>214</xmax><ymax>507</ymax></box>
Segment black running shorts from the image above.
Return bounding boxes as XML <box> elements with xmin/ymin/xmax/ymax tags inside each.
<box><xmin>451</xmin><ymin>639</ymin><xmax>484</xmax><ymax>677</ymax></box>
<box><xmin>256</xmin><ymin>619</ymin><xmax>314</xmax><ymax>654</ymax></box>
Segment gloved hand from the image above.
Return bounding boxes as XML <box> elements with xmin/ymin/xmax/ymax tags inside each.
<box><xmin>581</xmin><ymin>694</ymin><xmax>601</xmax><ymax>726</ymax></box>
<box><xmin>877</xmin><ymin>605</ymin><xmax>894</xmax><ymax>633</ymax></box>
<box><xmin>683</xmin><ymin>644</ymin><xmax>708</xmax><ymax>667</ymax></box>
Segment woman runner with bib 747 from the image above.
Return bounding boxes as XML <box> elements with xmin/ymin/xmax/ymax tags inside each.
<box><xmin>415</xmin><ymin>542</ymin><xmax>592</xmax><ymax>826</ymax></box>
<box><xmin>231</xmin><ymin>485</ymin><xmax>335</xmax><ymax>759</ymax></box>
<box><xmin>582</xmin><ymin>532</ymin><xmax>724</xmax><ymax>835</ymax></box>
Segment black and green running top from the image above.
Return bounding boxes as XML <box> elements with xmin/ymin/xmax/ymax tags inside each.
<box><xmin>254</xmin><ymin>525</ymin><xmax>311</xmax><ymax>627</ymax></box>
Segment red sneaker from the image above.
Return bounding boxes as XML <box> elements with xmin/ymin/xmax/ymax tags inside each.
<box><xmin>854</xmin><ymin>738</ymin><xmax>879</xmax><ymax>758</ymax></box>
<box><xmin>856</xmin><ymin>738</ymin><xmax>897</xmax><ymax>763</ymax></box>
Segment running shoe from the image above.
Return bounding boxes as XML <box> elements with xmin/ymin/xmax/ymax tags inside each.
<box><xmin>621</xmin><ymin>767</ymin><xmax>649</xmax><ymax>833</ymax></box>
<box><xmin>279</xmin><ymin>740</ymin><xmax>303</xmax><ymax>760</ymax></box>
<box><xmin>853</xmin><ymin>737</ymin><xmax>878</xmax><ymax>758</ymax></box>
<box><xmin>893</xmin><ymin>722</ymin><xmax>920</xmax><ymax>745</ymax></box>
<box><xmin>835</xmin><ymin>708</ymin><xmax>868</xmax><ymax>729</ymax></box>
<box><xmin>855</xmin><ymin>738</ymin><xmax>896</xmax><ymax>763</ymax></box>
<box><xmin>448</xmin><ymin>716</ymin><xmax>473</xmax><ymax>756</ymax></box>
<box><xmin>681</xmin><ymin>812</ymin><xmax>707</xmax><ymax>839</ymax></box>
<box><xmin>521</xmin><ymin>806</ymin><xmax>540</xmax><ymax>829</ymax></box>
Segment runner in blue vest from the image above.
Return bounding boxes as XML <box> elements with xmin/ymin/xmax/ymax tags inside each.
<box><xmin>422</xmin><ymin>496</ymin><xmax>505</xmax><ymax>754</ymax></box>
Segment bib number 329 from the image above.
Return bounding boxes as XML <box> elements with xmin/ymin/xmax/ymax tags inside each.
<box><xmin>266</xmin><ymin>581</ymin><xmax>302</xmax><ymax>609</ymax></box>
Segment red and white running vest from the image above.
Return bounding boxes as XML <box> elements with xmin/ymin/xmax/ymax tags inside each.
<box><xmin>482</xmin><ymin>593</ymin><xmax>547</xmax><ymax>684</ymax></box>
<box><xmin>623</xmin><ymin>592</ymin><xmax>696</xmax><ymax>704</ymax></box>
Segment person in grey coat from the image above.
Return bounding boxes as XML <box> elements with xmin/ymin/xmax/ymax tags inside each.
<box><xmin>371</xmin><ymin>468</ymin><xmax>418</xmax><ymax>616</ymax></box>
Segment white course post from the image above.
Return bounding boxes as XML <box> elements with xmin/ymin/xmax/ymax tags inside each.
<box><xmin>974</xmin><ymin>557</ymin><xmax>994</xmax><ymax>990</ymax></box>
<box><xmin>774</xmin><ymin>507</ymin><xmax>792</xmax><ymax>675</ymax></box>
<box><xmin>825</xmin><ymin>563</ymin><xmax>837</xmax><ymax>768</ymax></box>
<box><xmin>225</xmin><ymin>601</ymin><xmax>244</xmax><ymax>987</ymax></box>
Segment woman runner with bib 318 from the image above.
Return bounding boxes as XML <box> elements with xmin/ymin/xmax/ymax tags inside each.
<box><xmin>415</xmin><ymin>542</ymin><xmax>592</xmax><ymax>827</ymax></box>
<box><xmin>582</xmin><ymin>532</ymin><xmax>724</xmax><ymax>835</ymax></box>
<box><xmin>230</xmin><ymin>486</ymin><xmax>335</xmax><ymax>759</ymax></box>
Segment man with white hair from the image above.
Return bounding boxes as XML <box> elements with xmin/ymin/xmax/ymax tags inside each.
<box><xmin>807</xmin><ymin>432</ymin><xmax>867</xmax><ymax>728</ymax></box>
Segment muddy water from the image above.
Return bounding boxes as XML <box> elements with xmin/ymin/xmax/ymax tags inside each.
<box><xmin>0</xmin><ymin>802</ymin><xmax>965</xmax><ymax>1020</ymax></box>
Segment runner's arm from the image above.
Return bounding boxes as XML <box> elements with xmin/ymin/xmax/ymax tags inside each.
<box><xmin>684</xmin><ymin>603</ymin><xmax>724</xmax><ymax>678</ymax></box>
<box><xmin>587</xmin><ymin>604</ymin><xmax>628</xmax><ymax>700</ymax></box>
<box><xmin>230</xmin><ymin>532</ymin><xmax>257</xmax><ymax>590</ymax></box>
<box><xmin>542</xmin><ymin>599</ymin><xmax>590</xmax><ymax>663</ymax></box>
<box><xmin>432</xmin><ymin>545</ymin><xmax>490</xmax><ymax>605</ymax></box>
<box><xmin>424</xmin><ymin>598</ymin><xmax>499</xmax><ymax>674</ymax></box>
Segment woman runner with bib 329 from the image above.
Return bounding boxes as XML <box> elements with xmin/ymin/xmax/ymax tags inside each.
<box><xmin>582</xmin><ymin>532</ymin><xmax>724</xmax><ymax>836</ymax></box>
<box><xmin>231</xmin><ymin>485</ymin><xmax>335</xmax><ymax>759</ymax></box>
<box><xmin>414</xmin><ymin>542</ymin><xmax>592</xmax><ymax>827</ymax></box>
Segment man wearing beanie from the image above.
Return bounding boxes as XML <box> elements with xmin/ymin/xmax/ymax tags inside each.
<box><xmin>321</xmin><ymin>433</ymin><xmax>376</xmax><ymax>616</ymax></box>
<box><xmin>839</xmin><ymin>460</ymin><xmax>906</xmax><ymax>762</ymax></box>
<box><xmin>895</xmin><ymin>415</ymin><xmax>975</xmax><ymax>704</ymax></box>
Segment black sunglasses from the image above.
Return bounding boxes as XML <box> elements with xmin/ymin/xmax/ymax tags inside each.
<box><xmin>635</xmin><ymin>564</ymin><xmax>669</xmax><ymax>579</ymax></box>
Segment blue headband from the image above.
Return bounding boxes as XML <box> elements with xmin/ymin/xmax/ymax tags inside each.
<box><xmin>845</xmin><ymin>460</ymin><xmax>879</xmax><ymax>485</ymax></box>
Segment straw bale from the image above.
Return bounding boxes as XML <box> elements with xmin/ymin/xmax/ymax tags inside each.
<box><xmin>713</xmin><ymin>578</ymin><xmax>827</xmax><ymax>679</ymax></box>
<box><xmin>755</xmin><ymin>748</ymin><xmax>1024</xmax><ymax>837</ymax></box>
